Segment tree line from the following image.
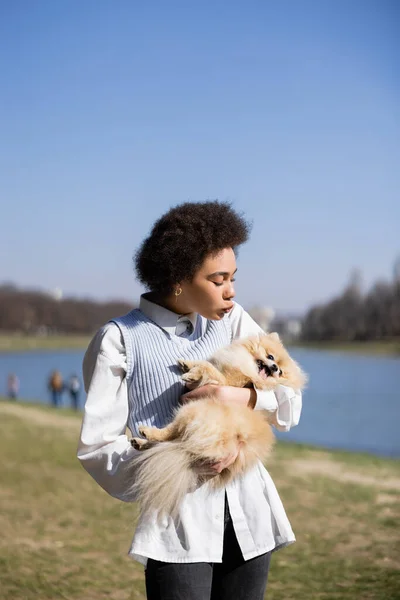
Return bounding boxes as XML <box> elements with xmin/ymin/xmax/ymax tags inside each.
<box><xmin>301</xmin><ymin>261</ymin><xmax>400</xmax><ymax>342</ymax></box>
<box><xmin>2</xmin><ymin>260</ymin><xmax>400</xmax><ymax>342</ymax></box>
<box><xmin>0</xmin><ymin>284</ymin><xmax>134</xmax><ymax>334</ymax></box>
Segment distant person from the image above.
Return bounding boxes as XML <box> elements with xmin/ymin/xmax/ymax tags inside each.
<box><xmin>68</xmin><ymin>374</ymin><xmax>81</xmax><ymax>410</ymax></box>
<box><xmin>7</xmin><ymin>373</ymin><xmax>19</xmax><ymax>400</ymax></box>
<box><xmin>48</xmin><ymin>370</ymin><xmax>63</xmax><ymax>407</ymax></box>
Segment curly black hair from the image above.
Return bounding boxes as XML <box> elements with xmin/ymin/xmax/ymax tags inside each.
<box><xmin>134</xmin><ymin>201</ymin><xmax>251</xmax><ymax>293</ymax></box>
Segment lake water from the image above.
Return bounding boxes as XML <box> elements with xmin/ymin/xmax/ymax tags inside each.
<box><xmin>1</xmin><ymin>348</ymin><xmax>399</xmax><ymax>458</ymax></box>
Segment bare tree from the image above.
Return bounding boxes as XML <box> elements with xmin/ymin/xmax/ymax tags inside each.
<box><xmin>0</xmin><ymin>285</ymin><xmax>135</xmax><ymax>334</ymax></box>
<box><xmin>301</xmin><ymin>261</ymin><xmax>400</xmax><ymax>342</ymax></box>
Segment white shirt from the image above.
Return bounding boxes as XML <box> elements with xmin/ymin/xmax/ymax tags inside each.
<box><xmin>78</xmin><ymin>297</ymin><xmax>302</xmax><ymax>565</ymax></box>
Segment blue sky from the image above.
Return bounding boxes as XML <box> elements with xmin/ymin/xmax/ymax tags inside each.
<box><xmin>1</xmin><ymin>0</ymin><xmax>399</xmax><ymax>313</ymax></box>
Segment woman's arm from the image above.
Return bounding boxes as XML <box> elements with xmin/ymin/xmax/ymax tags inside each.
<box><xmin>77</xmin><ymin>323</ymin><xmax>139</xmax><ymax>502</ymax></box>
<box><xmin>228</xmin><ymin>301</ymin><xmax>303</xmax><ymax>431</ymax></box>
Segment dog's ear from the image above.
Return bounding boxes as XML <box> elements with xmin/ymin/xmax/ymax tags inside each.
<box><xmin>269</xmin><ymin>332</ymin><xmax>280</xmax><ymax>342</ymax></box>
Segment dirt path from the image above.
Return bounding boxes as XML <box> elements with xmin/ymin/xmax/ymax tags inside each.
<box><xmin>2</xmin><ymin>402</ymin><xmax>400</xmax><ymax>492</ymax></box>
<box><xmin>0</xmin><ymin>402</ymin><xmax>81</xmax><ymax>432</ymax></box>
<box><xmin>290</xmin><ymin>458</ymin><xmax>400</xmax><ymax>490</ymax></box>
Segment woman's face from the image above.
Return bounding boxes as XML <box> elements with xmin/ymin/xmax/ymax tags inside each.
<box><xmin>178</xmin><ymin>247</ymin><xmax>237</xmax><ymax>319</ymax></box>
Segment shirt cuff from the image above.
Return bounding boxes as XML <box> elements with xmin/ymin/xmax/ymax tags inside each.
<box><xmin>272</xmin><ymin>385</ymin><xmax>302</xmax><ymax>432</ymax></box>
<box><xmin>254</xmin><ymin>389</ymin><xmax>278</xmax><ymax>412</ymax></box>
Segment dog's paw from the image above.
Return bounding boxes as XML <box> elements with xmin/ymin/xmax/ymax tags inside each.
<box><xmin>131</xmin><ymin>437</ymin><xmax>149</xmax><ymax>450</ymax></box>
<box><xmin>138</xmin><ymin>425</ymin><xmax>151</xmax><ymax>439</ymax></box>
<box><xmin>181</xmin><ymin>366</ymin><xmax>206</xmax><ymax>385</ymax></box>
<box><xmin>252</xmin><ymin>376</ymin><xmax>278</xmax><ymax>391</ymax></box>
<box><xmin>178</xmin><ymin>359</ymin><xmax>193</xmax><ymax>373</ymax></box>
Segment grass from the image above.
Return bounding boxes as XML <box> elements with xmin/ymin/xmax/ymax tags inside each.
<box><xmin>2</xmin><ymin>332</ymin><xmax>400</xmax><ymax>356</ymax></box>
<box><xmin>1</xmin><ymin>399</ymin><xmax>399</xmax><ymax>599</ymax></box>
<box><xmin>290</xmin><ymin>339</ymin><xmax>400</xmax><ymax>356</ymax></box>
<box><xmin>0</xmin><ymin>333</ymin><xmax>91</xmax><ymax>353</ymax></box>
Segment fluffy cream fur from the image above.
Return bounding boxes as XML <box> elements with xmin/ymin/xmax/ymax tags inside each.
<box><xmin>129</xmin><ymin>332</ymin><xmax>307</xmax><ymax>519</ymax></box>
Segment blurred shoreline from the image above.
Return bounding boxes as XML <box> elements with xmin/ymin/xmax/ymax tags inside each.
<box><xmin>289</xmin><ymin>339</ymin><xmax>400</xmax><ymax>357</ymax></box>
<box><xmin>1</xmin><ymin>333</ymin><xmax>399</xmax><ymax>356</ymax></box>
<box><xmin>0</xmin><ymin>333</ymin><xmax>92</xmax><ymax>353</ymax></box>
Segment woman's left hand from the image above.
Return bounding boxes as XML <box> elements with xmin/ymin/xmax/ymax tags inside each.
<box><xmin>193</xmin><ymin>443</ymin><xmax>244</xmax><ymax>476</ymax></box>
<box><xmin>181</xmin><ymin>385</ymin><xmax>256</xmax><ymax>408</ymax></box>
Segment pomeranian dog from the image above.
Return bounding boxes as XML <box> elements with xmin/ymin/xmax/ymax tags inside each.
<box><xmin>129</xmin><ymin>332</ymin><xmax>307</xmax><ymax>518</ymax></box>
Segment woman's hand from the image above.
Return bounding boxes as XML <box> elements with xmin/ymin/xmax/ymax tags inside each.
<box><xmin>182</xmin><ymin>384</ymin><xmax>256</xmax><ymax>408</ymax></box>
<box><xmin>193</xmin><ymin>443</ymin><xmax>244</xmax><ymax>476</ymax></box>
<box><xmin>181</xmin><ymin>385</ymin><xmax>253</xmax><ymax>475</ymax></box>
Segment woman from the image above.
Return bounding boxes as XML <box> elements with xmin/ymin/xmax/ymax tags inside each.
<box><xmin>78</xmin><ymin>201</ymin><xmax>302</xmax><ymax>600</ymax></box>
<box><xmin>48</xmin><ymin>370</ymin><xmax>63</xmax><ymax>407</ymax></box>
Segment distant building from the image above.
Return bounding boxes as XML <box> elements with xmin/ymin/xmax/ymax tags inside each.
<box><xmin>285</xmin><ymin>319</ymin><xmax>302</xmax><ymax>338</ymax></box>
<box><xmin>270</xmin><ymin>315</ymin><xmax>302</xmax><ymax>341</ymax></box>
<box><xmin>50</xmin><ymin>288</ymin><xmax>63</xmax><ymax>301</ymax></box>
<box><xmin>247</xmin><ymin>306</ymin><xmax>275</xmax><ymax>332</ymax></box>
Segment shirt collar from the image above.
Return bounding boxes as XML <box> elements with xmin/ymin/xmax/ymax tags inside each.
<box><xmin>139</xmin><ymin>293</ymin><xmax>197</xmax><ymax>336</ymax></box>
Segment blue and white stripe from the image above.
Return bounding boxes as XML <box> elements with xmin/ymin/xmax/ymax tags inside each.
<box><xmin>112</xmin><ymin>309</ymin><xmax>232</xmax><ymax>436</ymax></box>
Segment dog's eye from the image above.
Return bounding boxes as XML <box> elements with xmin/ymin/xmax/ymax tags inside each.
<box><xmin>267</xmin><ymin>354</ymin><xmax>274</xmax><ymax>361</ymax></box>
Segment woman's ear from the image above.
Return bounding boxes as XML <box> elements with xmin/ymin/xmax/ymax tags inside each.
<box><xmin>174</xmin><ymin>284</ymin><xmax>183</xmax><ymax>298</ymax></box>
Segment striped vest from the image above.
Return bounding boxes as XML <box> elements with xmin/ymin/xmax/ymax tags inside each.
<box><xmin>112</xmin><ymin>310</ymin><xmax>232</xmax><ymax>436</ymax></box>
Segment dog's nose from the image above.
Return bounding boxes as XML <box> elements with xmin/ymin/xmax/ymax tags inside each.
<box><xmin>270</xmin><ymin>364</ymin><xmax>278</xmax><ymax>372</ymax></box>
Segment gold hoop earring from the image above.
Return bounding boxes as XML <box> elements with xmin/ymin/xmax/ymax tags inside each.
<box><xmin>174</xmin><ymin>287</ymin><xmax>182</xmax><ymax>302</ymax></box>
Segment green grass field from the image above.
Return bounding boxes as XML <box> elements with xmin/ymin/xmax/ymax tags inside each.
<box><xmin>0</xmin><ymin>399</ymin><xmax>399</xmax><ymax>599</ymax></box>
<box><xmin>289</xmin><ymin>339</ymin><xmax>400</xmax><ymax>356</ymax></box>
<box><xmin>1</xmin><ymin>333</ymin><xmax>400</xmax><ymax>355</ymax></box>
<box><xmin>0</xmin><ymin>333</ymin><xmax>91</xmax><ymax>352</ymax></box>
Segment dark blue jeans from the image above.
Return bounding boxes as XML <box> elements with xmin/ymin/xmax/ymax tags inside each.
<box><xmin>145</xmin><ymin>499</ymin><xmax>271</xmax><ymax>600</ymax></box>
